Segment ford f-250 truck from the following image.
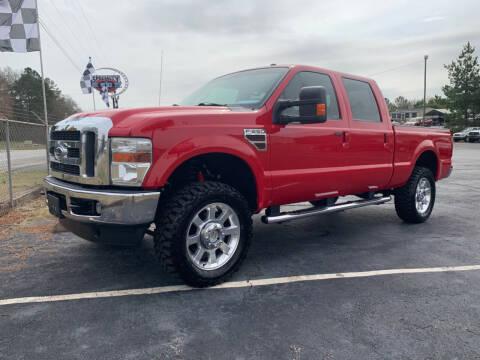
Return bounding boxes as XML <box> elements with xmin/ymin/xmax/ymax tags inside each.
<box><xmin>44</xmin><ymin>65</ymin><xmax>453</xmax><ymax>287</ymax></box>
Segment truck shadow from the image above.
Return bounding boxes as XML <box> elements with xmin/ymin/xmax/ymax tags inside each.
<box><xmin>29</xmin><ymin>202</ymin><xmax>447</xmax><ymax>295</ymax></box>
<box><xmin>72</xmin><ymin>205</ymin><xmax>411</xmax><ymax>284</ymax></box>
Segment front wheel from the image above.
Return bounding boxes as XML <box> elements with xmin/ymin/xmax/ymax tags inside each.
<box><xmin>154</xmin><ymin>181</ymin><xmax>252</xmax><ymax>287</ymax></box>
<box><xmin>394</xmin><ymin>166</ymin><xmax>436</xmax><ymax>223</ymax></box>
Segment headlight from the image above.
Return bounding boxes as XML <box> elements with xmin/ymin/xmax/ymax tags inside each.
<box><xmin>110</xmin><ymin>137</ymin><xmax>152</xmax><ymax>186</ymax></box>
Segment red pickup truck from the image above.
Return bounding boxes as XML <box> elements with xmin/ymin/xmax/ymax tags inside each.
<box><xmin>44</xmin><ymin>65</ymin><xmax>453</xmax><ymax>286</ymax></box>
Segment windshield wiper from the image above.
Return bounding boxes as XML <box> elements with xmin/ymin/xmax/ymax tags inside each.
<box><xmin>196</xmin><ymin>102</ymin><xmax>227</xmax><ymax>106</ymax></box>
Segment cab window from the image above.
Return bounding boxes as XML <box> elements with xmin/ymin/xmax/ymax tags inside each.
<box><xmin>342</xmin><ymin>78</ymin><xmax>381</xmax><ymax>123</ymax></box>
<box><xmin>279</xmin><ymin>71</ymin><xmax>340</xmax><ymax>120</ymax></box>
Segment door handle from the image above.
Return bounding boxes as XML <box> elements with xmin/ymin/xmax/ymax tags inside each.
<box><xmin>384</xmin><ymin>133</ymin><xmax>392</xmax><ymax>150</ymax></box>
<box><xmin>342</xmin><ymin>131</ymin><xmax>350</xmax><ymax>148</ymax></box>
<box><xmin>334</xmin><ymin>131</ymin><xmax>342</xmax><ymax>136</ymax></box>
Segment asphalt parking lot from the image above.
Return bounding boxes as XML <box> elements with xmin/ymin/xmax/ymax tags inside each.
<box><xmin>1</xmin><ymin>143</ymin><xmax>479</xmax><ymax>359</ymax></box>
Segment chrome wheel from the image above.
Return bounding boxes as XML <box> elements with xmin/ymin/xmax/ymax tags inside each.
<box><xmin>415</xmin><ymin>177</ymin><xmax>431</xmax><ymax>215</ymax></box>
<box><xmin>186</xmin><ymin>202</ymin><xmax>240</xmax><ymax>271</ymax></box>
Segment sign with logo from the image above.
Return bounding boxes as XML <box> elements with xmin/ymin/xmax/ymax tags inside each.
<box><xmin>92</xmin><ymin>74</ymin><xmax>122</xmax><ymax>93</ymax></box>
<box><xmin>91</xmin><ymin>67</ymin><xmax>129</xmax><ymax>108</ymax></box>
<box><xmin>91</xmin><ymin>68</ymin><xmax>129</xmax><ymax>95</ymax></box>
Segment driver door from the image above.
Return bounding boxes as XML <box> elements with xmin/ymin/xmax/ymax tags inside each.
<box><xmin>269</xmin><ymin>71</ymin><xmax>350</xmax><ymax>205</ymax></box>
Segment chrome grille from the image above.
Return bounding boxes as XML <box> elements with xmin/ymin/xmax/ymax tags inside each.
<box><xmin>49</xmin><ymin>116</ymin><xmax>113</xmax><ymax>185</ymax></box>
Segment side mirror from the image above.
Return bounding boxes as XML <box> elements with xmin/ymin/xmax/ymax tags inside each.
<box><xmin>274</xmin><ymin>86</ymin><xmax>327</xmax><ymax>125</ymax></box>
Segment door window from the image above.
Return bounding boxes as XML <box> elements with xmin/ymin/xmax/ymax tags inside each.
<box><xmin>342</xmin><ymin>78</ymin><xmax>381</xmax><ymax>123</ymax></box>
<box><xmin>279</xmin><ymin>71</ymin><xmax>340</xmax><ymax>120</ymax></box>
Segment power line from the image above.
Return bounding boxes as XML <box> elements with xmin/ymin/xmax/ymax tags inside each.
<box><xmin>39</xmin><ymin>20</ymin><xmax>82</xmax><ymax>72</ymax></box>
<box><xmin>0</xmin><ymin>106</ymin><xmax>61</xmax><ymax>121</ymax></box>
<box><xmin>39</xmin><ymin>6</ymin><xmax>83</xmax><ymax>61</ymax></box>
<box><xmin>368</xmin><ymin>60</ymin><xmax>423</xmax><ymax>77</ymax></box>
<box><xmin>73</xmin><ymin>0</ymin><xmax>109</xmax><ymax>66</ymax></box>
<box><xmin>48</xmin><ymin>0</ymin><xmax>98</xmax><ymax>62</ymax></box>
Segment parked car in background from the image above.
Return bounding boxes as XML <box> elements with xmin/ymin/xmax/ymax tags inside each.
<box><xmin>405</xmin><ymin>119</ymin><xmax>420</xmax><ymax>126</ymax></box>
<box><xmin>466</xmin><ymin>130</ymin><xmax>480</xmax><ymax>142</ymax></box>
<box><xmin>453</xmin><ymin>127</ymin><xmax>480</xmax><ymax>142</ymax></box>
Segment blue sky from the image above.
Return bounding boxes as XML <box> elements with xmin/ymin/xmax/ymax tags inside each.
<box><xmin>2</xmin><ymin>0</ymin><xmax>479</xmax><ymax>112</ymax></box>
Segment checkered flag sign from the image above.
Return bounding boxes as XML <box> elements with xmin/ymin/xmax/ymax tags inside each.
<box><xmin>0</xmin><ymin>0</ymin><xmax>39</xmax><ymax>52</ymax></box>
<box><xmin>80</xmin><ymin>57</ymin><xmax>95</xmax><ymax>94</ymax></box>
<box><xmin>101</xmin><ymin>83</ymin><xmax>109</xmax><ymax>107</ymax></box>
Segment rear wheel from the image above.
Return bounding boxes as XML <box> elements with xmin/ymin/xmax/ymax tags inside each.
<box><xmin>394</xmin><ymin>166</ymin><xmax>435</xmax><ymax>223</ymax></box>
<box><xmin>154</xmin><ymin>181</ymin><xmax>252</xmax><ymax>287</ymax></box>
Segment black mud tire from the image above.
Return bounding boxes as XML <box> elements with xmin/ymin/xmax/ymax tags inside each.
<box><xmin>154</xmin><ymin>181</ymin><xmax>252</xmax><ymax>287</ymax></box>
<box><xmin>394</xmin><ymin>166</ymin><xmax>436</xmax><ymax>223</ymax></box>
<box><xmin>310</xmin><ymin>196</ymin><xmax>338</xmax><ymax>207</ymax></box>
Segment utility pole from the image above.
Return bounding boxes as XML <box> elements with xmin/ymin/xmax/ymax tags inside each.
<box><xmin>423</xmin><ymin>54</ymin><xmax>428</xmax><ymax>125</ymax></box>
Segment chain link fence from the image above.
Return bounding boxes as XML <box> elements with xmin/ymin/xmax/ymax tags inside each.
<box><xmin>0</xmin><ymin>118</ymin><xmax>49</xmax><ymax>216</ymax></box>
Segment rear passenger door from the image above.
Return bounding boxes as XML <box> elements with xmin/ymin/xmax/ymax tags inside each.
<box><xmin>341</xmin><ymin>77</ymin><xmax>394</xmax><ymax>194</ymax></box>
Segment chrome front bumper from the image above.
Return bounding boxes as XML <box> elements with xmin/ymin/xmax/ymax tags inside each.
<box><xmin>44</xmin><ymin>176</ymin><xmax>160</xmax><ymax>225</ymax></box>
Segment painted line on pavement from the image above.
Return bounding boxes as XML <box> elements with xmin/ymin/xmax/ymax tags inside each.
<box><xmin>2</xmin><ymin>264</ymin><xmax>480</xmax><ymax>306</ymax></box>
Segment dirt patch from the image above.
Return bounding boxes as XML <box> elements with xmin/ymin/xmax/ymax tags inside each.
<box><xmin>0</xmin><ymin>196</ymin><xmax>53</xmax><ymax>222</ymax></box>
<box><xmin>0</xmin><ymin>198</ymin><xmax>58</xmax><ymax>272</ymax></box>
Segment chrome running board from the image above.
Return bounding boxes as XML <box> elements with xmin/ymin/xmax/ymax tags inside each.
<box><xmin>261</xmin><ymin>196</ymin><xmax>392</xmax><ymax>224</ymax></box>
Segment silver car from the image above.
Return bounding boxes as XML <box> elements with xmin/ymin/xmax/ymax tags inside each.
<box><xmin>453</xmin><ymin>127</ymin><xmax>480</xmax><ymax>142</ymax></box>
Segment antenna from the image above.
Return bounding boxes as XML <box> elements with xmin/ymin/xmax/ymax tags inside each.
<box><xmin>158</xmin><ymin>50</ymin><xmax>164</xmax><ymax>106</ymax></box>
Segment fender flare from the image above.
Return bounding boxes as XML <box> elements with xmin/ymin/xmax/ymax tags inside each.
<box><xmin>143</xmin><ymin>135</ymin><xmax>268</xmax><ymax>210</ymax></box>
<box><xmin>410</xmin><ymin>139</ymin><xmax>440</xmax><ymax>179</ymax></box>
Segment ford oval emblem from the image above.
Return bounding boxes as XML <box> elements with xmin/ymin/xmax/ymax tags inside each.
<box><xmin>54</xmin><ymin>145</ymin><xmax>68</xmax><ymax>161</ymax></box>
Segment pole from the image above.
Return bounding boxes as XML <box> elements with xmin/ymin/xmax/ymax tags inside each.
<box><xmin>35</xmin><ymin>0</ymin><xmax>50</xmax><ymax>170</ymax></box>
<box><xmin>158</xmin><ymin>50</ymin><xmax>163</xmax><ymax>106</ymax></box>
<box><xmin>92</xmin><ymin>89</ymin><xmax>96</xmax><ymax>110</ymax></box>
<box><xmin>423</xmin><ymin>54</ymin><xmax>428</xmax><ymax>126</ymax></box>
<box><xmin>90</xmin><ymin>57</ymin><xmax>96</xmax><ymax>110</ymax></box>
<box><xmin>5</xmin><ymin>119</ymin><xmax>14</xmax><ymax>206</ymax></box>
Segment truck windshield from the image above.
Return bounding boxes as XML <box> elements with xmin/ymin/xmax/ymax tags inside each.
<box><xmin>180</xmin><ymin>67</ymin><xmax>289</xmax><ymax>109</ymax></box>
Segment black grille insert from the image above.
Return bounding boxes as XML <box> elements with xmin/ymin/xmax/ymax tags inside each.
<box><xmin>50</xmin><ymin>161</ymin><xmax>80</xmax><ymax>175</ymax></box>
<box><xmin>51</xmin><ymin>131</ymin><xmax>81</xmax><ymax>141</ymax></box>
<box><xmin>70</xmin><ymin>197</ymin><xmax>99</xmax><ymax>216</ymax></box>
<box><xmin>67</xmin><ymin>148</ymin><xmax>80</xmax><ymax>158</ymax></box>
<box><xmin>85</xmin><ymin>131</ymin><xmax>95</xmax><ymax>176</ymax></box>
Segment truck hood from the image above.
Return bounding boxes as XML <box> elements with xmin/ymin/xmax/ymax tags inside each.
<box><xmin>70</xmin><ymin>106</ymin><xmax>258</xmax><ymax>137</ymax></box>
<box><xmin>74</xmin><ymin>106</ymin><xmax>238</xmax><ymax>125</ymax></box>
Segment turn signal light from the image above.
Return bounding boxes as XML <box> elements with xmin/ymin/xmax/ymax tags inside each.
<box><xmin>112</xmin><ymin>152</ymin><xmax>152</xmax><ymax>163</ymax></box>
<box><xmin>316</xmin><ymin>103</ymin><xmax>326</xmax><ymax>116</ymax></box>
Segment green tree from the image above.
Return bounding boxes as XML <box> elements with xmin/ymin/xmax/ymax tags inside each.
<box><xmin>394</xmin><ymin>96</ymin><xmax>409</xmax><ymax>109</ymax></box>
<box><xmin>427</xmin><ymin>95</ymin><xmax>448</xmax><ymax>109</ymax></box>
<box><xmin>10</xmin><ymin>67</ymin><xmax>54</xmax><ymax>122</ymax></box>
<box><xmin>384</xmin><ymin>98</ymin><xmax>397</xmax><ymax>112</ymax></box>
<box><xmin>443</xmin><ymin>42</ymin><xmax>480</xmax><ymax>125</ymax></box>
<box><xmin>7</xmin><ymin>67</ymin><xmax>81</xmax><ymax>123</ymax></box>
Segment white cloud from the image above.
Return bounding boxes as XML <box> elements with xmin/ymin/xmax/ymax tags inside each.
<box><xmin>2</xmin><ymin>0</ymin><xmax>479</xmax><ymax>113</ymax></box>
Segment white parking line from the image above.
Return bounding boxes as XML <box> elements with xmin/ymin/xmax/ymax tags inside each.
<box><xmin>2</xmin><ymin>264</ymin><xmax>480</xmax><ymax>306</ymax></box>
